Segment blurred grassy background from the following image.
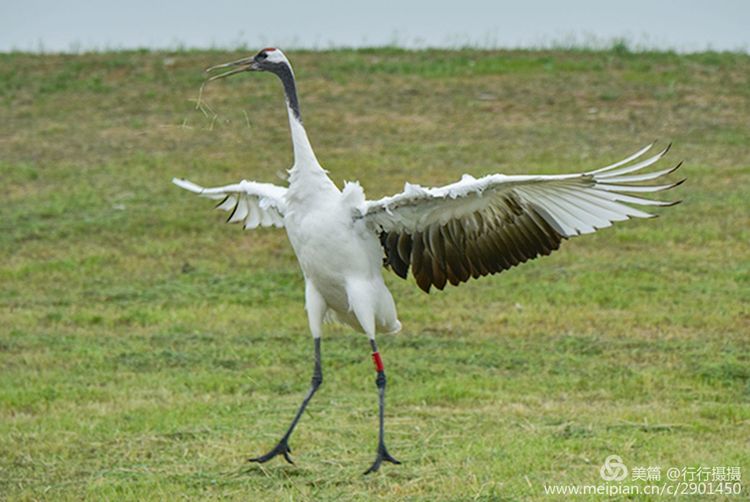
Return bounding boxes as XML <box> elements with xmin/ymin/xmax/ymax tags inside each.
<box><xmin>1</xmin><ymin>48</ymin><xmax>748</xmax><ymax>500</ymax></box>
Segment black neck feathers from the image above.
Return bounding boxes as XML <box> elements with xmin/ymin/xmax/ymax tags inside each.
<box><xmin>269</xmin><ymin>63</ymin><xmax>301</xmax><ymax>122</ymax></box>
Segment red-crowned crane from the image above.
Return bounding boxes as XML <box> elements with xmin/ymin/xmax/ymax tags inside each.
<box><xmin>173</xmin><ymin>48</ymin><xmax>684</xmax><ymax>474</ymax></box>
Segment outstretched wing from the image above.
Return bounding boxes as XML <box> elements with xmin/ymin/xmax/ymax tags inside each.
<box><xmin>357</xmin><ymin>143</ymin><xmax>684</xmax><ymax>293</ymax></box>
<box><xmin>172</xmin><ymin>178</ymin><xmax>287</xmax><ymax>229</ymax></box>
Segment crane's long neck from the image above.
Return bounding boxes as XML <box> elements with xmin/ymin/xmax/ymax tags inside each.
<box><xmin>270</xmin><ymin>61</ymin><xmax>338</xmax><ymax>200</ymax></box>
<box><xmin>272</xmin><ymin>64</ymin><xmax>318</xmax><ymax>168</ymax></box>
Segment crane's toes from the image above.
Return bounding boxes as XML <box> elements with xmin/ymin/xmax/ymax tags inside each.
<box><xmin>249</xmin><ymin>439</ymin><xmax>294</xmax><ymax>465</ymax></box>
<box><xmin>363</xmin><ymin>444</ymin><xmax>401</xmax><ymax>475</ymax></box>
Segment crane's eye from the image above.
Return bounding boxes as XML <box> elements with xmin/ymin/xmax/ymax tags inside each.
<box><xmin>257</xmin><ymin>52</ymin><xmax>267</xmax><ymax>61</ymax></box>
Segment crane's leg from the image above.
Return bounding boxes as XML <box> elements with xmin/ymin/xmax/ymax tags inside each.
<box><xmin>347</xmin><ymin>281</ymin><xmax>401</xmax><ymax>474</ymax></box>
<box><xmin>363</xmin><ymin>337</ymin><xmax>401</xmax><ymax>474</ymax></box>
<box><xmin>249</xmin><ymin>282</ymin><xmax>326</xmax><ymax>465</ymax></box>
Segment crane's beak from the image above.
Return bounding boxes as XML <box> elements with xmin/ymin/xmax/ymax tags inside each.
<box><xmin>205</xmin><ymin>56</ymin><xmax>259</xmax><ymax>81</ymax></box>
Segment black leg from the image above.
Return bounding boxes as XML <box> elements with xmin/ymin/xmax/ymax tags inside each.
<box><xmin>249</xmin><ymin>337</ymin><xmax>322</xmax><ymax>465</ymax></box>
<box><xmin>364</xmin><ymin>339</ymin><xmax>401</xmax><ymax>475</ymax></box>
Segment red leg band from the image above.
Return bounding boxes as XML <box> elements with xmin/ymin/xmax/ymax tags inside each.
<box><xmin>372</xmin><ymin>351</ymin><xmax>384</xmax><ymax>372</ymax></box>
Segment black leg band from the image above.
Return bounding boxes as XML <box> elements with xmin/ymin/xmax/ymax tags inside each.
<box><xmin>375</xmin><ymin>370</ymin><xmax>386</xmax><ymax>388</ymax></box>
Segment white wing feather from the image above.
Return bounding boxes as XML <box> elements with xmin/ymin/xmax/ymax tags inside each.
<box><xmin>358</xmin><ymin>143</ymin><xmax>683</xmax><ymax>238</ymax></box>
<box><xmin>356</xmin><ymin>143</ymin><xmax>683</xmax><ymax>292</ymax></box>
<box><xmin>172</xmin><ymin>178</ymin><xmax>287</xmax><ymax>229</ymax></box>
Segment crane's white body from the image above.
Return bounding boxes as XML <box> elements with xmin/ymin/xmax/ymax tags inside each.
<box><xmin>176</xmin><ymin>101</ymin><xmax>402</xmax><ymax>338</ymax></box>
<box><xmin>282</xmin><ymin>109</ymin><xmax>401</xmax><ymax>337</ymax></box>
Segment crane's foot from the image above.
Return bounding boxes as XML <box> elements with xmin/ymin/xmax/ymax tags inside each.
<box><xmin>363</xmin><ymin>442</ymin><xmax>401</xmax><ymax>475</ymax></box>
<box><xmin>249</xmin><ymin>437</ymin><xmax>294</xmax><ymax>465</ymax></box>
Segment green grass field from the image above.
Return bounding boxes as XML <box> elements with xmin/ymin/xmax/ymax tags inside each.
<box><xmin>1</xmin><ymin>48</ymin><xmax>749</xmax><ymax>500</ymax></box>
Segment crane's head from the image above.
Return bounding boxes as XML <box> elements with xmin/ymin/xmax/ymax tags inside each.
<box><xmin>205</xmin><ymin>48</ymin><xmax>291</xmax><ymax>81</ymax></box>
